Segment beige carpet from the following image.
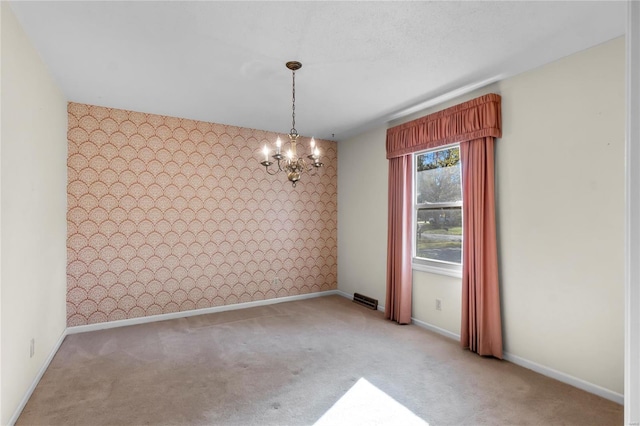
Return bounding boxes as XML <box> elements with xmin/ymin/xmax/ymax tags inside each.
<box><xmin>18</xmin><ymin>295</ymin><xmax>622</xmax><ymax>425</ymax></box>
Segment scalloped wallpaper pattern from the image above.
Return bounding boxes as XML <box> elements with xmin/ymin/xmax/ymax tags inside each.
<box><xmin>67</xmin><ymin>103</ymin><xmax>337</xmax><ymax>326</ymax></box>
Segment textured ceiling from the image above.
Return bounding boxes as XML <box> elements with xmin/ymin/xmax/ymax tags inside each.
<box><xmin>9</xmin><ymin>1</ymin><xmax>626</xmax><ymax>141</ymax></box>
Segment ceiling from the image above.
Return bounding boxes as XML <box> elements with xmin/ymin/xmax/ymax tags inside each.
<box><xmin>9</xmin><ymin>1</ymin><xmax>626</xmax><ymax>141</ymax></box>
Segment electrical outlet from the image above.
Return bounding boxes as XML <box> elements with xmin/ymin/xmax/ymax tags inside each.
<box><xmin>435</xmin><ymin>299</ymin><xmax>442</xmax><ymax>311</ymax></box>
<box><xmin>272</xmin><ymin>278</ymin><xmax>280</xmax><ymax>286</ymax></box>
<box><xmin>30</xmin><ymin>338</ymin><xmax>35</xmax><ymax>358</ymax></box>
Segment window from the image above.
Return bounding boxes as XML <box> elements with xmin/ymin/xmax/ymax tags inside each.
<box><xmin>413</xmin><ymin>145</ymin><xmax>462</xmax><ymax>276</ymax></box>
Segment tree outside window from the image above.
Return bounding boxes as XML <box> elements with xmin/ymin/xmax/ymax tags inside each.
<box><xmin>415</xmin><ymin>146</ymin><xmax>462</xmax><ymax>265</ymax></box>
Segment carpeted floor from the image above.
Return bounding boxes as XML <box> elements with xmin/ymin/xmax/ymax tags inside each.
<box><xmin>17</xmin><ymin>295</ymin><xmax>622</xmax><ymax>425</ymax></box>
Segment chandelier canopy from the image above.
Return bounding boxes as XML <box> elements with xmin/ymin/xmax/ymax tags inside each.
<box><xmin>260</xmin><ymin>61</ymin><xmax>322</xmax><ymax>187</ymax></box>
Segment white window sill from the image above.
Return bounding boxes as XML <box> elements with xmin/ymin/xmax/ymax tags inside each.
<box><xmin>412</xmin><ymin>262</ymin><xmax>462</xmax><ymax>278</ymax></box>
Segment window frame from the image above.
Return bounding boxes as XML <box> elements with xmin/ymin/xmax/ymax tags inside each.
<box><xmin>412</xmin><ymin>143</ymin><xmax>463</xmax><ymax>278</ymax></box>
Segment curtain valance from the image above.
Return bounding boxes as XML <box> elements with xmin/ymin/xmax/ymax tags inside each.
<box><xmin>386</xmin><ymin>93</ymin><xmax>502</xmax><ymax>159</ymax></box>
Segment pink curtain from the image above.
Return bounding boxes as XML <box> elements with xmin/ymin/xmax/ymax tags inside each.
<box><xmin>386</xmin><ymin>93</ymin><xmax>503</xmax><ymax>356</ymax></box>
<box><xmin>386</xmin><ymin>94</ymin><xmax>501</xmax><ymax>159</ymax></box>
<box><xmin>460</xmin><ymin>137</ymin><xmax>503</xmax><ymax>358</ymax></box>
<box><xmin>386</xmin><ymin>93</ymin><xmax>502</xmax><ymax>358</ymax></box>
<box><xmin>385</xmin><ymin>154</ymin><xmax>413</xmax><ymax>324</ymax></box>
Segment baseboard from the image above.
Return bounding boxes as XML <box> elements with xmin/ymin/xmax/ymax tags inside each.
<box><xmin>67</xmin><ymin>290</ymin><xmax>340</xmax><ymax>335</ymax></box>
<box><xmin>334</xmin><ymin>289</ymin><xmax>386</xmax><ymax>313</ymax></box>
<box><xmin>335</xmin><ymin>289</ymin><xmax>352</xmax><ymax>300</ymax></box>
<box><xmin>411</xmin><ymin>317</ymin><xmax>461</xmax><ymax>341</ymax></box>
<box><xmin>8</xmin><ymin>330</ymin><xmax>67</xmax><ymax>426</ymax></box>
<box><xmin>409</xmin><ymin>317</ymin><xmax>623</xmax><ymax>405</ymax></box>
<box><xmin>502</xmin><ymin>352</ymin><xmax>624</xmax><ymax>405</ymax></box>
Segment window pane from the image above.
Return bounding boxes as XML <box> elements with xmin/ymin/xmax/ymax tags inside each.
<box><xmin>416</xmin><ymin>147</ymin><xmax>461</xmax><ymax>204</ymax></box>
<box><xmin>416</xmin><ymin>207</ymin><xmax>462</xmax><ymax>264</ymax></box>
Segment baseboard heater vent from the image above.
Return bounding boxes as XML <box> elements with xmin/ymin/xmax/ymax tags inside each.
<box><xmin>353</xmin><ymin>293</ymin><xmax>378</xmax><ymax>310</ymax></box>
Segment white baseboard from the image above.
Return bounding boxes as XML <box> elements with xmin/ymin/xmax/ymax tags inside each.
<box><xmin>335</xmin><ymin>289</ymin><xmax>352</xmax><ymax>300</ymax></box>
<box><xmin>502</xmin><ymin>351</ymin><xmax>624</xmax><ymax>405</ymax></box>
<box><xmin>67</xmin><ymin>290</ymin><xmax>339</xmax><ymax>335</ymax></box>
<box><xmin>8</xmin><ymin>330</ymin><xmax>67</xmax><ymax>426</ymax></box>
<box><xmin>409</xmin><ymin>317</ymin><xmax>623</xmax><ymax>405</ymax></box>
<box><xmin>411</xmin><ymin>317</ymin><xmax>461</xmax><ymax>341</ymax></box>
<box><xmin>334</xmin><ymin>289</ymin><xmax>386</xmax><ymax>313</ymax></box>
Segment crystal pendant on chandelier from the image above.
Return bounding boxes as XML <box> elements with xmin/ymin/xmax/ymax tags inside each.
<box><xmin>259</xmin><ymin>61</ymin><xmax>323</xmax><ymax>187</ymax></box>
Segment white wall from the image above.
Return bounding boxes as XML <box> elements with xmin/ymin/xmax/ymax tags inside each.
<box><xmin>1</xmin><ymin>4</ymin><xmax>68</xmax><ymax>424</ymax></box>
<box><xmin>497</xmin><ymin>36</ymin><xmax>625</xmax><ymax>395</ymax></box>
<box><xmin>412</xmin><ymin>273</ymin><xmax>461</xmax><ymax>336</ymax></box>
<box><xmin>338</xmin><ymin>37</ymin><xmax>625</xmax><ymax>396</ymax></box>
<box><xmin>338</xmin><ymin>126</ymin><xmax>388</xmax><ymax>305</ymax></box>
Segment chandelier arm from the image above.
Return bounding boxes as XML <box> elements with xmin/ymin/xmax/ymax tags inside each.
<box><xmin>263</xmin><ymin>164</ymin><xmax>279</xmax><ymax>176</ymax></box>
<box><xmin>306</xmin><ymin>158</ymin><xmax>323</xmax><ymax>175</ymax></box>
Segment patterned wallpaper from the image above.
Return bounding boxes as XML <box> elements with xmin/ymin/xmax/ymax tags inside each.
<box><xmin>67</xmin><ymin>103</ymin><xmax>337</xmax><ymax>326</ymax></box>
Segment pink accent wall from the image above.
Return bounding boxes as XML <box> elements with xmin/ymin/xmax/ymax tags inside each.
<box><xmin>66</xmin><ymin>103</ymin><xmax>337</xmax><ymax>326</ymax></box>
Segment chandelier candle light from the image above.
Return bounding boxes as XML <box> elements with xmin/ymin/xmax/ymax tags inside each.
<box><xmin>260</xmin><ymin>61</ymin><xmax>323</xmax><ymax>187</ymax></box>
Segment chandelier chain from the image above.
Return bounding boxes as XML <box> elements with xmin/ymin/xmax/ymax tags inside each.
<box><xmin>291</xmin><ymin>69</ymin><xmax>296</xmax><ymax>134</ymax></box>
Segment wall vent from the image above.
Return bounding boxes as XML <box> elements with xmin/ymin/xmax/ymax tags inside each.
<box><xmin>353</xmin><ymin>293</ymin><xmax>378</xmax><ymax>310</ymax></box>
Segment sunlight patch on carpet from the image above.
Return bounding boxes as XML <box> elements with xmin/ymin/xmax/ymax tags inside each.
<box><xmin>314</xmin><ymin>378</ymin><xmax>429</xmax><ymax>426</ymax></box>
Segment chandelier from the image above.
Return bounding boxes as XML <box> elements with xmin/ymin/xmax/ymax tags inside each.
<box><xmin>260</xmin><ymin>61</ymin><xmax>323</xmax><ymax>187</ymax></box>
